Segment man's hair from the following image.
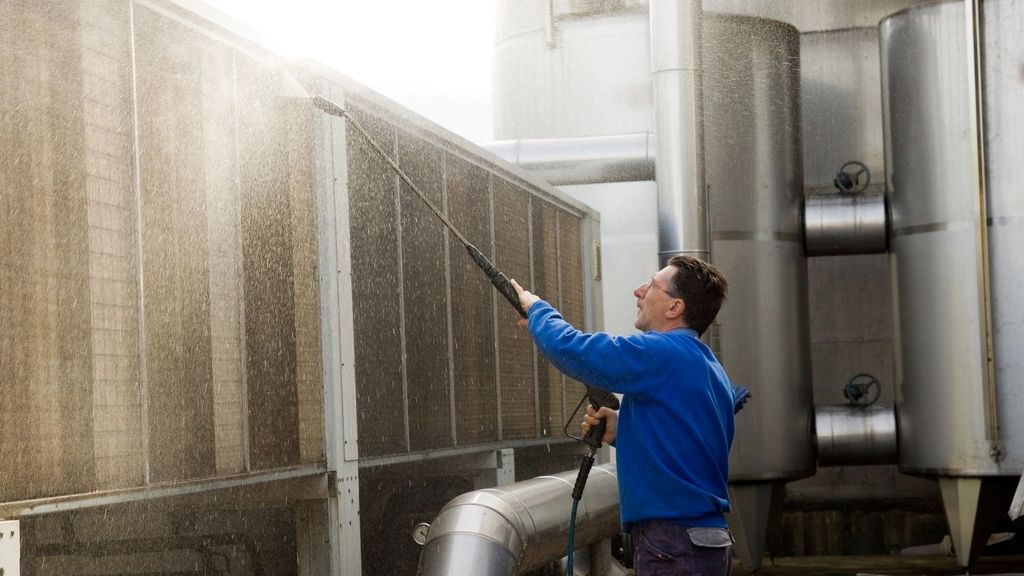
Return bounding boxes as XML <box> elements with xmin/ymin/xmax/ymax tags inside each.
<box><xmin>665</xmin><ymin>255</ymin><xmax>729</xmax><ymax>336</ymax></box>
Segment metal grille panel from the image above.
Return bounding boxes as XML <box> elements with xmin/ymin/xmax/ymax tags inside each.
<box><xmin>0</xmin><ymin>4</ymin><xmax>97</xmax><ymax>500</ymax></box>
<box><xmin>0</xmin><ymin>0</ymin><xmax>325</xmax><ymax>499</ymax></box>
<box><xmin>398</xmin><ymin>130</ymin><xmax>452</xmax><ymax>451</ymax></box>
<box><xmin>559</xmin><ymin>213</ymin><xmax>588</xmax><ymax>428</ymax></box>
<box><xmin>532</xmin><ymin>200</ymin><xmax>564</xmax><ymax>436</ymax></box>
<box><xmin>343</xmin><ymin>100</ymin><xmax>598</xmax><ymax>456</ymax></box>
<box><xmin>347</xmin><ymin>107</ymin><xmax>407</xmax><ymax>457</ymax></box>
<box><xmin>446</xmin><ymin>154</ymin><xmax>499</xmax><ymax>445</ymax></box>
<box><xmin>493</xmin><ymin>178</ymin><xmax>537</xmax><ymax>440</ymax></box>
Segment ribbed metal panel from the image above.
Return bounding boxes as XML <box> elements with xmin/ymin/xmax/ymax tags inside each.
<box><xmin>348</xmin><ymin>106</ymin><xmax>406</xmax><ymax>457</ymax></box>
<box><xmin>0</xmin><ymin>0</ymin><xmax>325</xmax><ymax>498</ymax></box>
<box><xmin>532</xmin><ymin>200</ymin><xmax>563</xmax><ymax>436</ymax></box>
<box><xmin>493</xmin><ymin>178</ymin><xmax>537</xmax><ymax>440</ymax></box>
<box><xmin>398</xmin><ymin>130</ymin><xmax>452</xmax><ymax>452</ymax></box>
<box><xmin>79</xmin><ymin>0</ymin><xmax>145</xmax><ymax>489</ymax></box>
<box><xmin>1</xmin><ymin>2</ymin><xmax>100</xmax><ymax>501</ymax></box>
<box><xmin>446</xmin><ymin>154</ymin><xmax>499</xmax><ymax>445</ymax></box>
<box><xmin>196</xmin><ymin>32</ymin><xmax>247</xmax><ymax>476</ymax></box>
<box><xmin>135</xmin><ymin>4</ymin><xmax>218</xmax><ymax>482</ymax></box>
<box><xmin>558</xmin><ymin>212</ymin><xmax>589</xmax><ymax>430</ymax></box>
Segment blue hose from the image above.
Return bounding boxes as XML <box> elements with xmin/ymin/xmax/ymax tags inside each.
<box><xmin>567</xmin><ymin>497</ymin><xmax>580</xmax><ymax>575</ymax></box>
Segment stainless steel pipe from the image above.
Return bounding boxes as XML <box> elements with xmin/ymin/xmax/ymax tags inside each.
<box><xmin>484</xmin><ymin>133</ymin><xmax>656</xmax><ymax>186</ymax></box>
<box><xmin>651</xmin><ymin>0</ymin><xmax>707</xmax><ymax>263</ymax></box>
<box><xmin>804</xmin><ymin>192</ymin><xmax>888</xmax><ymax>256</ymax></box>
<box><xmin>815</xmin><ymin>405</ymin><xmax>897</xmax><ymax>466</ymax></box>
<box><xmin>417</xmin><ymin>464</ymin><xmax>619</xmax><ymax>576</ymax></box>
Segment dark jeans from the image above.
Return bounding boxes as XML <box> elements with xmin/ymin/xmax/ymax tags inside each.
<box><xmin>631</xmin><ymin>520</ymin><xmax>733</xmax><ymax>576</ymax></box>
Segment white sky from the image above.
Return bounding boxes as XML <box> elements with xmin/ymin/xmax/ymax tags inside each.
<box><xmin>200</xmin><ymin>0</ymin><xmax>496</xmax><ymax>142</ymax></box>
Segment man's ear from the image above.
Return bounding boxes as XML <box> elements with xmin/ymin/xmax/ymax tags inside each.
<box><xmin>665</xmin><ymin>298</ymin><xmax>685</xmax><ymax>321</ymax></box>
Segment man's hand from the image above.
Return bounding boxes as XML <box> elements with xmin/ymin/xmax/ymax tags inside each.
<box><xmin>510</xmin><ymin>279</ymin><xmax>540</xmax><ymax>327</ymax></box>
<box><xmin>582</xmin><ymin>404</ymin><xmax>618</xmax><ymax>445</ymax></box>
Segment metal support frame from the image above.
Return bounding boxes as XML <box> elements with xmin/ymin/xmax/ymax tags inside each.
<box><xmin>314</xmin><ymin>80</ymin><xmax>363</xmax><ymax>576</ymax></box>
<box><xmin>1011</xmin><ymin>473</ymin><xmax>1024</xmax><ymax>521</ymax></box>
<box><xmin>0</xmin><ymin>520</ymin><xmax>20</xmax><ymax>576</ymax></box>
<box><xmin>964</xmin><ymin>0</ymin><xmax>1001</xmax><ymax>462</ymax></box>
<box><xmin>471</xmin><ymin>448</ymin><xmax>517</xmax><ymax>490</ymax></box>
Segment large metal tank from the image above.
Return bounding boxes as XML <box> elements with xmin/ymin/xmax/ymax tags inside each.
<box><xmin>704</xmin><ymin>15</ymin><xmax>811</xmax><ymax>481</ymax></box>
<box><xmin>881</xmin><ymin>0</ymin><xmax>1023</xmax><ymax>478</ymax></box>
<box><xmin>881</xmin><ymin>0</ymin><xmax>1024</xmax><ymax>565</ymax></box>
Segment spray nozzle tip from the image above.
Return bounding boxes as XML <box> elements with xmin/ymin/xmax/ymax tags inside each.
<box><xmin>312</xmin><ymin>95</ymin><xmax>348</xmax><ymax>119</ymax></box>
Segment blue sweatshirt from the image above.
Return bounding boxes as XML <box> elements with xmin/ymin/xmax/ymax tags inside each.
<box><xmin>527</xmin><ymin>300</ymin><xmax>734</xmax><ymax>529</ymax></box>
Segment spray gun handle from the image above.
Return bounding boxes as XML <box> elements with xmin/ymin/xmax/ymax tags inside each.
<box><xmin>492</xmin><ymin>271</ymin><xmax>528</xmax><ymax>319</ymax></box>
<box><xmin>583</xmin><ymin>387</ymin><xmax>619</xmax><ymax>449</ymax></box>
<box><xmin>465</xmin><ymin>244</ymin><xmax>528</xmax><ymax>318</ymax></box>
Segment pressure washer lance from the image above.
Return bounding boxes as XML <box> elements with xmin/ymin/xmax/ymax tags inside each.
<box><xmin>311</xmin><ymin>95</ymin><xmax>526</xmax><ymax>319</ymax></box>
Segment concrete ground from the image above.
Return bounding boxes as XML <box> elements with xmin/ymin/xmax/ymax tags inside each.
<box><xmin>730</xmin><ymin>555</ymin><xmax>1024</xmax><ymax>575</ymax></box>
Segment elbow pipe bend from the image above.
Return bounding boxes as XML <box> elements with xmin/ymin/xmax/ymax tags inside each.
<box><xmin>417</xmin><ymin>464</ymin><xmax>620</xmax><ymax>576</ymax></box>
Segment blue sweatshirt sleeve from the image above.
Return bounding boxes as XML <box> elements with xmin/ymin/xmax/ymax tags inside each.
<box><xmin>527</xmin><ymin>300</ymin><xmax>660</xmax><ymax>396</ymax></box>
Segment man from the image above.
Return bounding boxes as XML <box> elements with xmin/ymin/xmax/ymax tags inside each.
<box><xmin>511</xmin><ymin>255</ymin><xmax>739</xmax><ymax>576</ymax></box>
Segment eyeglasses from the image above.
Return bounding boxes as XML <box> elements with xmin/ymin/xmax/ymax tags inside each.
<box><xmin>643</xmin><ymin>276</ymin><xmax>679</xmax><ymax>298</ymax></box>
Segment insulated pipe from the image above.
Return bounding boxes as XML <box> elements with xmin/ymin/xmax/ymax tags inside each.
<box><xmin>804</xmin><ymin>192</ymin><xmax>889</xmax><ymax>256</ymax></box>
<box><xmin>651</xmin><ymin>0</ymin><xmax>707</xmax><ymax>264</ymax></box>
<box><xmin>815</xmin><ymin>405</ymin><xmax>897</xmax><ymax>466</ymax></box>
<box><xmin>483</xmin><ymin>133</ymin><xmax>656</xmax><ymax>186</ymax></box>
<box><xmin>417</xmin><ymin>464</ymin><xmax>620</xmax><ymax>576</ymax></box>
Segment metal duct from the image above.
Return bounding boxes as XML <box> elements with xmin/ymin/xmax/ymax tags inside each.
<box><xmin>651</xmin><ymin>0</ymin><xmax>707</xmax><ymax>263</ymax></box>
<box><xmin>417</xmin><ymin>464</ymin><xmax>619</xmax><ymax>576</ymax></box>
<box><xmin>484</xmin><ymin>133</ymin><xmax>656</xmax><ymax>186</ymax></box>
<box><xmin>804</xmin><ymin>193</ymin><xmax>888</xmax><ymax>256</ymax></box>
<box><xmin>815</xmin><ymin>405</ymin><xmax>897</xmax><ymax>467</ymax></box>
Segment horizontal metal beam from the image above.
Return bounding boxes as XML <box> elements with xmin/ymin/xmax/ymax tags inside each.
<box><xmin>0</xmin><ymin>465</ymin><xmax>327</xmax><ymax>518</ymax></box>
<box><xmin>484</xmin><ymin>133</ymin><xmax>655</xmax><ymax>185</ymax></box>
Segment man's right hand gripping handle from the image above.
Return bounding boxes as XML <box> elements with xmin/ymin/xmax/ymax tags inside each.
<box><xmin>583</xmin><ymin>388</ymin><xmax>619</xmax><ymax>449</ymax></box>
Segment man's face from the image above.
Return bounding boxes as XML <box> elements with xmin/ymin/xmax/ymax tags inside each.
<box><xmin>633</xmin><ymin>265</ymin><xmax>681</xmax><ymax>331</ymax></box>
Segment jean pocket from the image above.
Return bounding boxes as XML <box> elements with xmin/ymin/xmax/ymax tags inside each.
<box><xmin>685</xmin><ymin>527</ymin><xmax>733</xmax><ymax>549</ymax></box>
<box><xmin>638</xmin><ymin>529</ymin><xmax>678</xmax><ymax>561</ymax></box>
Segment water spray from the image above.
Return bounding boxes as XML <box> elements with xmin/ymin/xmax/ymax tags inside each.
<box><xmin>309</xmin><ymin>90</ymin><xmax>622</xmax><ymax>572</ymax></box>
<box><xmin>310</xmin><ymin>95</ymin><xmax>526</xmax><ymax>319</ymax></box>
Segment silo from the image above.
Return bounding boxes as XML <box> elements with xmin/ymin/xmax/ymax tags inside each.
<box><xmin>494</xmin><ymin>2</ymin><xmax>812</xmax><ymax>568</ymax></box>
<box><xmin>880</xmin><ymin>0</ymin><xmax>1024</xmax><ymax>567</ymax></box>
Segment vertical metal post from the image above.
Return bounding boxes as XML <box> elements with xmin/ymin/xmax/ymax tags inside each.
<box><xmin>554</xmin><ymin>213</ymin><xmax>566</xmax><ymax>429</ymax></box>
<box><xmin>964</xmin><ymin>0</ymin><xmax>1001</xmax><ymax>461</ymax></box>
<box><xmin>230</xmin><ymin>51</ymin><xmax>252</xmax><ymax>472</ymax></box>
<box><xmin>544</xmin><ymin>0</ymin><xmax>556</xmax><ymax>47</ymax></box>
<box><xmin>489</xmin><ymin>176</ymin><xmax>503</xmax><ymax>440</ymax></box>
<box><xmin>394</xmin><ymin>126</ymin><xmax>411</xmax><ymax>452</ymax></box>
<box><xmin>581</xmin><ymin>217</ymin><xmax>601</xmax><ymax>333</ymax></box>
<box><xmin>442</xmin><ymin>154</ymin><xmax>458</xmax><ymax>446</ymax></box>
<box><xmin>126</xmin><ymin>0</ymin><xmax>151</xmax><ymax>484</ymax></box>
<box><xmin>316</xmin><ymin>82</ymin><xmax>362</xmax><ymax>576</ymax></box>
<box><xmin>0</xmin><ymin>520</ymin><xmax>20</xmax><ymax>576</ymax></box>
<box><xmin>527</xmin><ymin>195</ymin><xmax>541</xmax><ymax>435</ymax></box>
